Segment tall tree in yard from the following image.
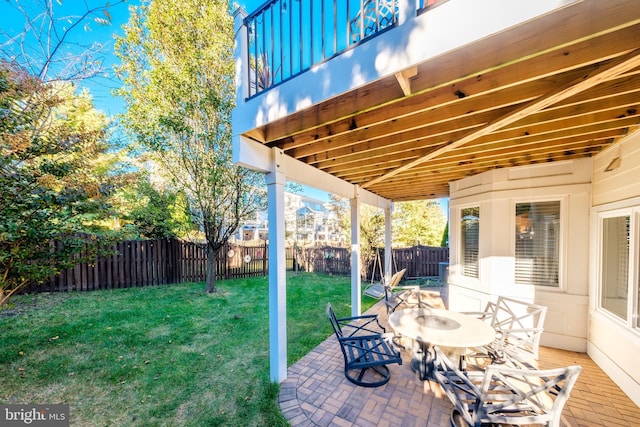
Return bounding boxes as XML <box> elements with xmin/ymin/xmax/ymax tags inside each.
<box><xmin>393</xmin><ymin>200</ymin><xmax>448</xmax><ymax>247</ymax></box>
<box><xmin>0</xmin><ymin>0</ymin><xmax>128</xmax><ymax>306</ymax></box>
<box><xmin>0</xmin><ymin>63</ymin><xmax>117</xmax><ymax>305</ymax></box>
<box><xmin>115</xmin><ymin>0</ymin><xmax>264</xmax><ymax>293</ymax></box>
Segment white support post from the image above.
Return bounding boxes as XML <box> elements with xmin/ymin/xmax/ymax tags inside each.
<box><xmin>266</xmin><ymin>148</ymin><xmax>287</xmax><ymax>383</ymax></box>
<box><xmin>350</xmin><ymin>188</ymin><xmax>362</xmax><ymax>317</ymax></box>
<box><xmin>384</xmin><ymin>203</ymin><xmax>393</xmax><ymax>279</ymax></box>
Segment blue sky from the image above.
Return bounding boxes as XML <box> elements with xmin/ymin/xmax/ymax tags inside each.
<box><xmin>0</xmin><ymin>0</ymin><xmax>331</xmax><ymax>198</ymax></box>
<box><xmin>0</xmin><ymin>0</ymin><xmax>264</xmax><ymax>116</ymax></box>
<box><xmin>0</xmin><ymin>1</ymin><xmax>448</xmax><ymax>206</ymax></box>
<box><xmin>0</xmin><ymin>0</ymin><xmax>135</xmax><ymax>115</ymax></box>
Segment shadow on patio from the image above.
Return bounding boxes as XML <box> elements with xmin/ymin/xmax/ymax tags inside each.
<box><xmin>278</xmin><ymin>293</ymin><xmax>640</xmax><ymax>426</ymax></box>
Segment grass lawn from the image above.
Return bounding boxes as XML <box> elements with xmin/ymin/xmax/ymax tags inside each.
<box><xmin>0</xmin><ymin>272</ymin><xmax>378</xmax><ymax>426</ymax></box>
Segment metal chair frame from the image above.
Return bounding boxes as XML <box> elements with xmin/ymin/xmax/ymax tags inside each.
<box><xmin>432</xmin><ymin>346</ymin><xmax>582</xmax><ymax>427</ymax></box>
<box><xmin>326</xmin><ymin>302</ymin><xmax>402</xmax><ymax>387</ymax></box>
<box><xmin>383</xmin><ymin>268</ymin><xmax>424</xmax><ymax>314</ymax></box>
<box><xmin>466</xmin><ymin>296</ymin><xmax>547</xmax><ymax>365</ymax></box>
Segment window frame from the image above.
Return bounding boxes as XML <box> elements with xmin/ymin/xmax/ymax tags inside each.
<box><xmin>459</xmin><ymin>205</ymin><xmax>480</xmax><ymax>279</ymax></box>
<box><xmin>511</xmin><ymin>196</ymin><xmax>567</xmax><ymax>290</ymax></box>
<box><xmin>596</xmin><ymin>207</ymin><xmax>640</xmax><ymax>330</ymax></box>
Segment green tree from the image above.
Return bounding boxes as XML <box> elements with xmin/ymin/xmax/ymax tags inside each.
<box><xmin>327</xmin><ymin>194</ymin><xmax>351</xmax><ymax>245</ymax></box>
<box><xmin>115</xmin><ymin>0</ymin><xmax>264</xmax><ymax>293</ymax></box>
<box><xmin>114</xmin><ymin>174</ymin><xmax>195</xmax><ymax>239</ymax></box>
<box><xmin>393</xmin><ymin>200</ymin><xmax>448</xmax><ymax>247</ymax></box>
<box><xmin>0</xmin><ymin>0</ymin><xmax>130</xmax><ymax>306</ymax></box>
<box><xmin>325</xmin><ymin>194</ymin><xmax>386</xmax><ymax>278</ymax></box>
<box><xmin>0</xmin><ymin>62</ymin><xmax>115</xmax><ymax>305</ymax></box>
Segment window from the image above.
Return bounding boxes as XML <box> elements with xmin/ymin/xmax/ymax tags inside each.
<box><xmin>515</xmin><ymin>201</ymin><xmax>560</xmax><ymax>287</ymax></box>
<box><xmin>418</xmin><ymin>0</ymin><xmax>449</xmax><ymax>13</ymax></box>
<box><xmin>460</xmin><ymin>207</ymin><xmax>479</xmax><ymax>278</ymax></box>
<box><xmin>600</xmin><ymin>215</ymin><xmax>629</xmax><ymax>321</ymax></box>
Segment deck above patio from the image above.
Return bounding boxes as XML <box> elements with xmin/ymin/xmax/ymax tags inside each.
<box><xmin>232</xmin><ymin>0</ymin><xmax>640</xmax><ymax>202</ymax></box>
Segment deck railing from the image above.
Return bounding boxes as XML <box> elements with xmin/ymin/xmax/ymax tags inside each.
<box><xmin>243</xmin><ymin>0</ymin><xmax>399</xmax><ymax>97</ymax></box>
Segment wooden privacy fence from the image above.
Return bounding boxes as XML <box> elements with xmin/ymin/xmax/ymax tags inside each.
<box><xmin>27</xmin><ymin>239</ymin><xmax>274</xmax><ymax>293</ymax></box>
<box><xmin>25</xmin><ymin>238</ymin><xmax>448</xmax><ymax>293</ymax></box>
<box><xmin>294</xmin><ymin>246</ymin><xmax>351</xmax><ymax>276</ymax></box>
<box><xmin>394</xmin><ymin>245</ymin><xmax>450</xmax><ymax>278</ymax></box>
<box><xmin>363</xmin><ymin>245</ymin><xmax>450</xmax><ymax>283</ymax></box>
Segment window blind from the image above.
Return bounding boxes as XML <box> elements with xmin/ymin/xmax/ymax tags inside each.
<box><xmin>461</xmin><ymin>207</ymin><xmax>479</xmax><ymax>278</ymax></box>
<box><xmin>515</xmin><ymin>201</ymin><xmax>560</xmax><ymax>287</ymax></box>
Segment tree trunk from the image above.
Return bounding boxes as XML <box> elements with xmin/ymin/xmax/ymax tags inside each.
<box><xmin>206</xmin><ymin>245</ymin><xmax>218</xmax><ymax>293</ymax></box>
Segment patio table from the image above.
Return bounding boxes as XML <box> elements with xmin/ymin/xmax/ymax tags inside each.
<box><xmin>388</xmin><ymin>307</ymin><xmax>495</xmax><ymax>380</ymax></box>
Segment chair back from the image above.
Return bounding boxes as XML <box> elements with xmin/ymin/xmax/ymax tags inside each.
<box><xmin>490</xmin><ymin>296</ymin><xmax>548</xmax><ymax>360</ymax></box>
<box><xmin>386</xmin><ymin>268</ymin><xmax>407</xmax><ymax>289</ymax></box>
<box><xmin>384</xmin><ymin>269</ymin><xmax>420</xmax><ymax>314</ymax></box>
<box><xmin>326</xmin><ymin>302</ymin><xmax>343</xmax><ymax>339</ymax></box>
<box><xmin>326</xmin><ymin>303</ymin><xmax>402</xmax><ymax>387</ymax></box>
<box><xmin>478</xmin><ymin>364</ymin><xmax>582</xmax><ymax>427</ymax></box>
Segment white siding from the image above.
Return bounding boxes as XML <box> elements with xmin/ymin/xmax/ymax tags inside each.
<box><xmin>590</xmin><ymin>131</ymin><xmax>640</xmax><ymax>407</ymax></box>
<box><xmin>449</xmin><ymin>158</ymin><xmax>592</xmax><ymax>352</ymax></box>
<box><xmin>593</xmin><ymin>132</ymin><xmax>640</xmax><ymax>206</ymax></box>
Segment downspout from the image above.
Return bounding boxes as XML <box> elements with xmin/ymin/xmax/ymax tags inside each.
<box><xmin>350</xmin><ymin>186</ymin><xmax>362</xmax><ymax>316</ymax></box>
<box><xmin>384</xmin><ymin>203</ymin><xmax>393</xmax><ymax>279</ymax></box>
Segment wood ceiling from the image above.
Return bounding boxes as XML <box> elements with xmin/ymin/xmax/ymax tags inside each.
<box><xmin>243</xmin><ymin>0</ymin><xmax>640</xmax><ymax>201</ymax></box>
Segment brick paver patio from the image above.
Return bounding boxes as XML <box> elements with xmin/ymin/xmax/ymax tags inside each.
<box><xmin>278</xmin><ymin>291</ymin><xmax>640</xmax><ymax>426</ymax></box>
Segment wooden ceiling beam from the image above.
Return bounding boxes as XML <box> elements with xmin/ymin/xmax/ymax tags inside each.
<box><xmin>444</xmin><ymin>119</ymin><xmax>640</xmax><ymax>159</ymax></box>
<box><xmin>393</xmin><ymin>143</ymin><xmax>610</xmax><ymax>182</ymax></box>
<box><xmin>395</xmin><ymin>66</ymin><xmax>418</xmax><ymax>97</ymax></box>
<box><xmin>279</xmin><ymin>26</ymin><xmax>640</xmax><ymax>156</ymax></box>
<box><xmin>361</xmin><ymin>48</ymin><xmax>640</xmax><ymax>189</ymax></box>
<box><xmin>503</xmin><ymin>91</ymin><xmax>640</xmax><ymax>131</ymax></box>
<box><xmin>325</xmin><ymin>126</ymin><xmax>628</xmax><ymax>178</ymax></box>
<box><xmin>300</xmin><ymin>78</ymin><xmax>640</xmax><ymax>167</ymax></box>
<box><xmin>338</xmin><ymin>136</ymin><xmax>612</xmax><ymax>185</ymax></box>
<box><xmin>368</xmin><ymin>143</ymin><xmax>608</xmax><ymax>199</ymax></box>
<box><xmin>309</xmin><ymin>99</ymin><xmax>640</xmax><ymax>171</ymax></box>
<box><xmin>302</xmin><ymin>111</ymin><xmax>500</xmax><ymax>165</ymax></box>
<box><xmin>475</xmin><ymin>108</ymin><xmax>640</xmax><ymax>146</ymax></box>
<box><xmin>412</xmin><ymin>134</ymin><xmax>620</xmax><ymax>172</ymax></box>
<box><xmin>354</xmin><ymin>126</ymin><xmax>623</xmax><ymax>183</ymax></box>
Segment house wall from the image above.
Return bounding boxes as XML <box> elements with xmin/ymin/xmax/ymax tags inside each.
<box><xmin>448</xmin><ymin>158</ymin><xmax>592</xmax><ymax>352</ymax></box>
<box><xmin>448</xmin><ymin>135</ymin><xmax>640</xmax><ymax>407</ymax></box>
<box><xmin>590</xmin><ymin>131</ymin><xmax>640</xmax><ymax>407</ymax></box>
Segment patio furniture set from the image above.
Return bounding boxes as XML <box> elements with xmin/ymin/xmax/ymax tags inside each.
<box><xmin>327</xmin><ymin>274</ymin><xmax>582</xmax><ymax>427</ymax></box>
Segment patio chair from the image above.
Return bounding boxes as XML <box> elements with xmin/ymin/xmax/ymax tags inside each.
<box><xmin>326</xmin><ymin>302</ymin><xmax>402</xmax><ymax>387</ymax></box>
<box><xmin>384</xmin><ymin>269</ymin><xmax>435</xmax><ymax>315</ymax></box>
<box><xmin>432</xmin><ymin>346</ymin><xmax>582</xmax><ymax>427</ymax></box>
<box><xmin>363</xmin><ymin>264</ymin><xmax>406</xmax><ymax>300</ymax></box>
<box><xmin>382</xmin><ymin>269</ymin><xmax>407</xmax><ymax>309</ymax></box>
<box><xmin>464</xmin><ymin>296</ymin><xmax>547</xmax><ymax>366</ymax></box>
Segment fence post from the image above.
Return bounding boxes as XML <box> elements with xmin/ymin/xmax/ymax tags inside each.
<box><xmin>263</xmin><ymin>241</ymin><xmax>268</xmax><ymax>275</ymax></box>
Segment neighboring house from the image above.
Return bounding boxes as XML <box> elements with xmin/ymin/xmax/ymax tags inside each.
<box><xmin>236</xmin><ymin>192</ymin><xmax>342</xmax><ymax>246</ymax></box>
<box><xmin>231</xmin><ymin>0</ymin><xmax>640</xmax><ymax>405</ymax></box>
<box><xmin>238</xmin><ymin>221</ymin><xmax>269</xmax><ymax>242</ymax></box>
